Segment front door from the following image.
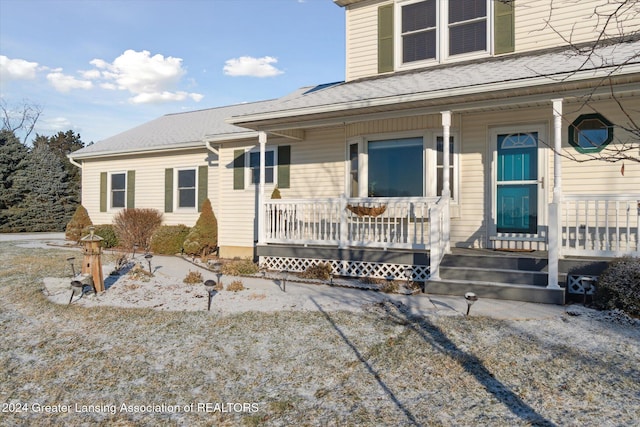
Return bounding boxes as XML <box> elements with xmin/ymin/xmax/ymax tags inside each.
<box><xmin>490</xmin><ymin>127</ymin><xmax>546</xmax><ymax>241</ymax></box>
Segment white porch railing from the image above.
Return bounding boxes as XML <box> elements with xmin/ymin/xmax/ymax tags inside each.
<box><xmin>263</xmin><ymin>195</ymin><xmax>447</xmax><ymax>251</ymax></box>
<box><xmin>561</xmin><ymin>194</ymin><xmax>640</xmax><ymax>257</ymax></box>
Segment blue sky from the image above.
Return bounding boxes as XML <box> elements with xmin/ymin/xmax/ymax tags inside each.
<box><xmin>0</xmin><ymin>0</ymin><xmax>345</xmax><ymax>144</ymax></box>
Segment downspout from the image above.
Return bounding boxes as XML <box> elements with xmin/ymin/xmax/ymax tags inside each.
<box><xmin>67</xmin><ymin>155</ymin><xmax>82</xmax><ymax>168</ymax></box>
<box><xmin>205</xmin><ymin>139</ymin><xmax>219</xmax><ymax>155</ymax></box>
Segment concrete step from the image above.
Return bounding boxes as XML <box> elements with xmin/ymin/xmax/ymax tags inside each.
<box><xmin>441</xmin><ymin>253</ymin><xmax>548</xmax><ymax>271</ymax></box>
<box><xmin>425</xmin><ymin>278</ymin><xmax>565</xmax><ymax>305</ymax></box>
<box><xmin>439</xmin><ymin>266</ymin><xmax>549</xmax><ymax>286</ymax></box>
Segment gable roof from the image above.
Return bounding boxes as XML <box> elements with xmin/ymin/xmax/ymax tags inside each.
<box><xmin>227</xmin><ymin>39</ymin><xmax>640</xmax><ymax>129</ymax></box>
<box><xmin>71</xmin><ymin>99</ymin><xmax>279</xmax><ymax>158</ymax></box>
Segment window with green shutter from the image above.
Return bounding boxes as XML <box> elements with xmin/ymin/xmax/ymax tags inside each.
<box><xmin>378</xmin><ymin>4</ymin><xmax>394</xmax><ymax>73</ymax></box>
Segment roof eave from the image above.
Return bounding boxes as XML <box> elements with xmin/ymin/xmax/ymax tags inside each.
<box><xmin>70</xmin><ymin>140</ymin><xmax>206</xmax><ymax>160</ymax></box>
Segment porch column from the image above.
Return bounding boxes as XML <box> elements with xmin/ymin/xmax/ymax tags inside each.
<box><xmin>547</xmin><ymin>99</ymin><xmax>563</xmax><ymax>289</ymax></box>
<box><xmin>441</xmin><ymin>111</ymin><xmax>451</xmax><ymax>253</ymax></box>
<box><xmin>257</xmin><ymin>131</ymin><xmax>267</xmax><ymax>245</ymax></box>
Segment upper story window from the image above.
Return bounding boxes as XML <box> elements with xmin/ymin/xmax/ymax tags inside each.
<box><xmin>110</xmin><ymin>172</ymin><xmax>126</xmax><ymax>209</ymax></box>
<box><xmin>395</xmin><ymin>0</ymin><xmax>492</xmax><ymax>70</ymax></box>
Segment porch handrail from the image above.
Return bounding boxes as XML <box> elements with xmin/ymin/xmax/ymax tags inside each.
<box><xmin>263</xmin><ymin>195</ymin><xmax>442</xmax><ymax>250</ymax></box>
<box><xmin>560</xmin><ymin>193</ymin><xmax>640</xmax><ymax>256</ymax></box>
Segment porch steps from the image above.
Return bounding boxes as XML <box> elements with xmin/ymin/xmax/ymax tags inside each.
<box><xmin>425</xmin><ymin>251</ymin><xmax>607</xmax><ymax>305</ymax></box>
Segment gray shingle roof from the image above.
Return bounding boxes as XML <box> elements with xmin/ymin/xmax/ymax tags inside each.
<box><xmin>71</xmin><ymin>99</ymin><xmax>280</xmax><ymax>157</ymax></box>
<box><xmin>228</xmin><ymin>39</ymin><xmax>640</xmax><ymax>123</ymax></box>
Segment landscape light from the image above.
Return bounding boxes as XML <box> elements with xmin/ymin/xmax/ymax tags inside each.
<box><xmin>329</xmin><ymin>272</ymin><xmax>334</xmax><ymax>286</ymax></box>
<box><xmin>216</xmin><ymin>271</ymin><xmax>223</xmax><ymax>288</ymax></box>
<box><xmin>403</xmin><ymin>266</ymin><xmax>413</xmax><ymax>289</ymax></box>
<box><xmin>132</xmin><ymin>244</ymin><xmax>139</xmax><ymax>258</ymax></box>
<box><xmin>66</xmin><ymin>257</ymin><xmax>76</xmax><ymax>277</ymax></box>
<box><xmin>281</xmin><ymin>269</ymin><xmax>289</xmax><ymax>292</ymax></box>
<box><xmin>69</xmin><ymin>280</ymin><xmax>84</xmax><ymax>305</ymax></box>
<box><xmin>464</xmin><ymin>292</ymin><xmax>478</xmax><ymax>316</ymax></box>
<box><xmin>144</xmin><ymin>253</ymin><xmax>153</xmax><ymax>274</ymax></box>
<box><xmin>204</xmin><ymin>279</ymin><xmax>217</xmax><ymax>311</ymax></box>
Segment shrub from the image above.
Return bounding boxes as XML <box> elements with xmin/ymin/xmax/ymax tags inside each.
<box><xmin>301</xmin><ymin>262</ymin><xmax>332</xmax><ymax>280</ymax></box>
<box><xmin>221</xmin><ymin>258</ymin><xmax>259</xmax><ymax>276</ymax></box>
<box><xmin>226</xmin><ymin>280</ymin><xmax>245</xmax><ymax>292</ymax></box>
<box><xmin>65</xmin><ymin>205</ymin><xmax>93</xmax><ymax>242</ymax></box>
<box><xmin>593</xmin><ymin>257</ymin><xmax>640</xmax><ymax>317</ymax></box>
<box><xmin>92</xmin><ymin>224</ymin><xmax>118</xmax><ymax>248</ymax></box>
<box><xmin>183</xmin><ymin>270</ymin><xmax>203</xmax><ymax>284</ymax></box>
<box><xmin>271</xmin><ymin>187</ymin><xmax>282</xmax><ymax>199</ymax></box>
<box><xmin>113</xmin><ymin>208</ymin><xmax>163</xmax><ymax>251</ymax></box>
<box><xmin>380</xmin><ymin>279</ymin><xmax>400</xmax><ymax>294</ymax></box>
<box><xmin>183</xmin><ymin>199</ymin><xmax>218</xmax><ymax>257</ymax></box>
<box><xmin>150</xmin><ymin>225</ymin><xmax>191</xmax><ymax>255</ymax></box>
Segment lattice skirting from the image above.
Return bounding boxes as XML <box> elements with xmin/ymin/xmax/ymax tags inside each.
<box><xmin>567</xmin><ymin>275</ymin><xmax>598</xmax><ymax>295</ymax></box>
<box><xmin>260</xmin><ymin>256</ymin><xmax>431</xmax><ymax>282</ymax></box>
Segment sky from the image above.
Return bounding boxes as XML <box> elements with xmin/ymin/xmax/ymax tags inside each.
<box><xmin>0</xmin><ymin>0</ymin><xmax>345</xmax><ymax>144</ymax></box>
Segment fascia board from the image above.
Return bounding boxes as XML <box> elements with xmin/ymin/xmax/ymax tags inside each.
<box><xmin>70</xmin><ymin>141</ymin><xmax>205</xmax><ymax>160</ymax></box>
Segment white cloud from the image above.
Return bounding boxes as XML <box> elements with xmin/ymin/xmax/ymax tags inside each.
<box><xmin>46</xmin><ymin>71</ymin><xmax>93</xmax><ymax>92</ymax></box>
<box><xmin>223</xmin><ymin>56</ymin><xmax>284</xmax><ymax>77</ymax></box>
<box><xmin>89</xmin><ymin>49</ymin><xmax>203</xmax><ymax>104</ymax></box>
<box><xmin>0</xmin><ymin>55</ymin><xmax>39</xmax><ymax>80</ymax></box>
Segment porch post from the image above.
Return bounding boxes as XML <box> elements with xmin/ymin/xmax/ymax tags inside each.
<box><xmin>547</xmin><ymin>99</ymin><xmax>563</xmax><ymax>289</ymax></box>
<box><xmin>441</xmin><ymin>111</ymin><xmax>452</xmax><ymax>253</ymax></box>
<box><xmin>258</xmin><ymin>131</ymin><xmax>267</xmax><ymax>245</ymax></box>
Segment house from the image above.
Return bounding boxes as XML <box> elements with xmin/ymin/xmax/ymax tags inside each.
<box><xmin>71</xmin><ymin>0</ymin><xmax>640</xmax><ymax>304</ymax></box>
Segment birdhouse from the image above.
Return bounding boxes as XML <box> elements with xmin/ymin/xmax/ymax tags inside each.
<box><xmin>80</xmin><ymin>226</ymin><xmax>104</xmax><ymax>292</ymax></box>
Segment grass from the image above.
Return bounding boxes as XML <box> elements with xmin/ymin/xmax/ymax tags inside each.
<box><xmin>1</xmin><ymin>241</ymin><xmax>639</xmax><ymax>426</ymax></box>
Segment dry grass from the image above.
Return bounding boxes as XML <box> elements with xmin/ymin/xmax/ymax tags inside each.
<box><xmin>1</xmin><ymin>242</ymin><xmax>639</xmax><ymax>426</ymax></box>
<box><xmin>183</xmin><ymin>270</ymin><xmax>204</xmax><ymax>284</ymax></box>
<box><xmin>226</xmin><ymin>280</ymin><xmax>245</xmax><ymax>292</ymax></box>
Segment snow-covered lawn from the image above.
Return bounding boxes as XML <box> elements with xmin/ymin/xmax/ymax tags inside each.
<box><xmin>1</xmin><ymin>242</ymin><xmax>638</xmax><ymax>426</ymax></box>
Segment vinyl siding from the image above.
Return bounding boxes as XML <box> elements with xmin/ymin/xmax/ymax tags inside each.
<box><xmin>81</xmin><ymin>149</ymin><xmax>218</xmax><ymax>227</ymax></box>
<box><xmin>344</xmin><ymin>0</ymin><xmax>640</xmax><ymax>81</ymax></box>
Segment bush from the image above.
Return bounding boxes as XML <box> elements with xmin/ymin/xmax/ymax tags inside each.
<box><xmin>65</xmin><ymin>205</ymin><xmax>92</xmax><ymax>242</ymax></box>
<box><xmin>183</xmin><ymin>270</ymin><xmax>203</xmax><ymax>284</ymax></box>
<box><xmin>593</xmin><ymin>257</ymin><xmax>640</xmax><ymax>317</ymax></box>
<box><xmin>221</xmin><ymin>258</ymin><xmax>259</xmax><ymax>276</ymax></box>
<box><xmin>150</xmin><ymin>225</ymin><xmax>191</xmax><ymax>255</ymax></box>
<box><xmin>113</xmin><ymin>208</ymin><xmax>163</xmax><ymax>251</ymax></box>
<box><xmin>301</xmin><ymin>262</ymin><xmax>332</xmax><ymax>280</ymax></box>
<box><xmin>226</xmin><ymin>280</ymin><xmax>245</xmax><ymax>292</ymax></box>
<box><xmin>271</xmin><ymin>187</ymin><xmax>282</xmax><ymax>199</ymax></box>
<box><xmin>183</xmin><ymin>199</ymin><xmax>218</xmax><ymax>257</ymax></box>
<box><xmin>92</xmin><ymin>224</ymin><xmax>118</xmax><ymax>248</ymax></box>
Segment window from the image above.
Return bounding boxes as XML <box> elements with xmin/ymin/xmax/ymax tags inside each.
<box><xmin>436</xmin><ymin>136</ymin><xmax>456</xmax><ymax>199</ymax></box>
<box><xmin>177</xmin><ymin>169</ymin><xmax>196</xmax><ymax>208</ymax></box>
<box><xmin>349</xmin><ymin>143</ymin><xmax>359</xmax><ymax>197</ymax></box>
<box><xmin>398</xmin><ymin>0</ymin><xmax>489</xmax><ymax>67</ymax></box>
<box><xmin>568</xmin><ymin>113</ymin><xmax>614</xmax><ymax>153</ymax></box>
<box><xmin>110</xmin><ymin>172</ymin><xmax>126</xmax><ymax>208</ymax></box>
<box><xmin>368</xmin><ymin>138</ymin><xmax>423</xmax><ymax>197</ymax></box>
<box><xmin>249</xmin><ymin>150</ymin><xmax>275</xmax><ymax>184</ymax></box>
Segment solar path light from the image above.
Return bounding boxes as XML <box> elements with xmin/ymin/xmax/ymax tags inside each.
<box><xmin>144</xmin><ymin>253</ymin><xmax>153</xmax><ymax>274</ymax></box>
<box><xmin>204</xmin><ymin>280</ymin><xmax>217</xmax><ymax>311</ymax></box>
<box><xmin>464</xmin><ymin>292</ymin><xmax>478</xmax><ymax>316</ymax></box>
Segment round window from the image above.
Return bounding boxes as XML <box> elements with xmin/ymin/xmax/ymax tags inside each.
<box><xmin>568</xmin><ymin>113</ymin><xmax>613</xmax><ymax>153</ymax></box>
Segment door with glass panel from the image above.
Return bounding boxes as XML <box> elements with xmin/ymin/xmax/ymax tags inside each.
<box><xmin>495</xmin><ymin>132</ymin><xmax>541</xmax><ymax>235</ymax></box>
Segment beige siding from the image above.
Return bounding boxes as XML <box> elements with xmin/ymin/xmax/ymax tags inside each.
<box><xmin>345</xmin><ymin>0</ymin><xmax>390</xmax><ymax>81</ymax></box>
<box><xmin>81</xmin><ymin>149</ymin><xmax>218</xmax><ymax>227</ymax></box>
<box><xmin>343</xmin><ymin>0</ymin><xmax>640</xmax><ymax>81</ymax></box>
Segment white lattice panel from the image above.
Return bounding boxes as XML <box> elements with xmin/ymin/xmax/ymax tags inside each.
<box><xmin>260</xmin><ymin>256</ymin><xmax>431</xmax><ymax>281</ymax></box>
<box><xmin>567</xmin><ymin>275</ymin><xmax>597</xmax><ymax>295</ymax></box>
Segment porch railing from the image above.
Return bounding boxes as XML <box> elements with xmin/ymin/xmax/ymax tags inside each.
<box><xmin>263</xmin><ymin>195</ymin><xmax>445</xmax><ymax>251</ymax></box>
<box><xmin>560</xmin><ymin>194</ymin><xmax>640</xmax><ymax>257</ymax></box>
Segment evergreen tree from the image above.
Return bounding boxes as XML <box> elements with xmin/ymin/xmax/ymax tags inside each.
<box><xmin>0</xmin><ymin>129</ymin><xmax>28</xmax><ymax>210</ymax></box>
<box><xmin>7</xmin><ymin>144</ymin><xmax>74</xmax><ymax>231</ymax></box>
<box><xmin>183</xmin><ymin>199</ymin><xmax>218</xmax><ymax>257</ymax></box>
<box><xmin>33</xmin><ymin>131</ymin><xmax>84</xmax><ymax>204</ymax></box>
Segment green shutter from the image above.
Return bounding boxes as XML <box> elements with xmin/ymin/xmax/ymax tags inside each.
<box><xmin>378</xmin><ymin>4</ymin><xmax>394</xmax><ymax>73</ymax></box>
<box><xmin>99</xmin><ymin>172</ymin><xmax>107</xmax><ymax>212</ymax></box>
<box><xmin>277</xmin><ymin>145</ymin><xmax>291</xmax><ymax>189</ymax></box>
<box><xmin>126</xmin><ymin>170</ymin><xmax>135</xmax><ymax>209</ymax></box>
<box><xmin>164</xmin><ymin>168</ymin><xmax>173</xmax><ymax>213</ymax></box>
<box><xmin>233</xmin><ymin>149</ymin><xmax>245</xmax><ymax>190</ymax></box>
<box><xmin>198</xmin><ymin>165</ymin><xmax>208</xmax><ymax>212</ymax></box>
<box><xmin>494</xmin><ymin>0</ymin><xmax>515</xmax><ymax>54</ymax></box>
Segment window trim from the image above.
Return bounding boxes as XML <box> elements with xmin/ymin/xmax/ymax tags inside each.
<box><xmin>395</xmin><ymin>0</ymin><xmax>492</xmax><ymax>71</ymax></box>
<box><xmin>174</xmin><ymin>167</ymin><xmax>198</xmax><ymax>211</ymax></box>
<box><xmin>108</xmin><ymin>171</ymin><xmax>127</xmax><ymax>210</ymax></box>
<box><xmin>247</xmin><ymin>147</ymin><xmax>277</xmax><ymax>187</ymax></box>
